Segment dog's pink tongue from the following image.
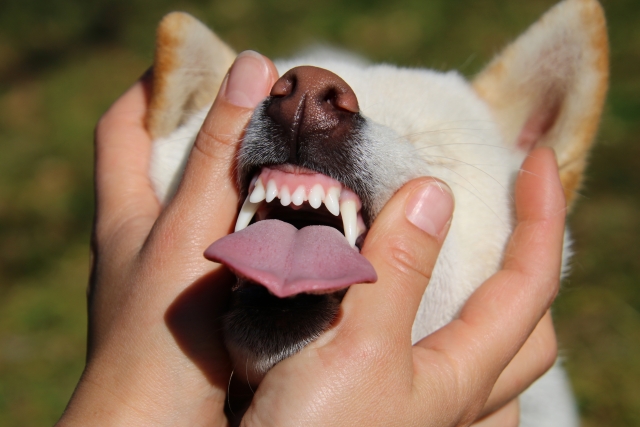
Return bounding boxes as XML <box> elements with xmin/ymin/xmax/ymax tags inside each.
<box><xmin>204</xmin><ymin>220</ymin><xmax>377</xmax><ymax>298</ymax></box>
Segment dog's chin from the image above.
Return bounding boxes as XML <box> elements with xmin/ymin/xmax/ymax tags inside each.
<box><xmin>223</xmin><ymin>279</ymin><xmax>345</xmax><ymax>386</ymax></box>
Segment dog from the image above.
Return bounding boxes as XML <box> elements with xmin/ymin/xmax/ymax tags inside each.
<box><xmin>144</xmin><ymin>0</ymin><xmax>608</xmax><ymax>425</ymax></box>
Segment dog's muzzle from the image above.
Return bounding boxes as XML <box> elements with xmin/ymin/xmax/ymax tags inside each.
<box><xmin>206</xmin><ymin>66</ymin><xmax>377</xmax><ymax>298</ymax></box>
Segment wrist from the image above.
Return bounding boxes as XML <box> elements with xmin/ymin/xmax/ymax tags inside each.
<box><xmin>57</xmin><ymin>351</ymin><xmax>228</xmax><ymax>427</ymax></box>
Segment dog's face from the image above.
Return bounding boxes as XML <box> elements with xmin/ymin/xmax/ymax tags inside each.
<box><xmin>211</xmin><ymin>61</ymin><xmax>512</xmax><ymax>381</ymax></box>
<box><xmin>147</xmin><ymin>0</ymin><xmax>608</xmax><ymax>387</ymax></box>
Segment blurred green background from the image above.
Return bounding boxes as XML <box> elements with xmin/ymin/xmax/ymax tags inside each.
<box><xmin>0</xmin><ymin>0</ymin><xmax>638</xmax><ymax>425</ymax></box>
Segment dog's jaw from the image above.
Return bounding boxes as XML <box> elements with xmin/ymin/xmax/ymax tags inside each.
<box><xmin>215</xmin><ymin>121</ymin><xmax>381</xmax><ymax>383</ymax></box>
<box><xmin>223</xmin><ymin>283</ymin><xmax>344</xmax><ymax>385</ymax></box>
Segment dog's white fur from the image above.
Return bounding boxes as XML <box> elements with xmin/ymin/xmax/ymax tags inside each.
<box><xmin>146</xmin><ymin>1</ymin><xmax>608</xmax><ymax>425</ymax></box>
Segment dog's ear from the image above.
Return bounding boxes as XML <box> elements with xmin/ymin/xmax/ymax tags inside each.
<box><xmin>146</xmin><ymin>12</ymin><xmax>236</xmax><ymax>139</ymax></box>
<box><xmin>473</xmin><ymin>0</ymin><xmax>608</xmax><ymax>208</ymax></box>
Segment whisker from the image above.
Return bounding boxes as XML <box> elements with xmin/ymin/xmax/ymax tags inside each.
<box><xmin>517</xmin><ymin>167</ymin><xmax>580</xmax><ymax>207</ymax></box>
<box><xmin>246</xmin><ymin>360</ymin><xmax>255</xmax><ymax>395</ymax></box>
<box><xmin>411</xmin><ymin>141</ymin><xmax>511</xmax><ymax>152</ymax></box>
<box><xmin>421</xmin><ymin>153</ymin><xmax>515</xmax><ymax>205</ymax></box>
<box><xmin>399</xmin><ymin>128</ymin><xmax>500</xmax><ymax>148</ymax></box>
<box><xmin>227</xmin><ymin>369</ymin><xmax>236</xmax><ymax>418</ymax></box>
<box><xmin>400</xmin><ymin>124</ymin><xmax>492</xmax><ymax>136</ymax></box>
<box><xmin>432</xmin><ymin>163</ymin><xmax>510</xmax><ymax>229</ymax></box>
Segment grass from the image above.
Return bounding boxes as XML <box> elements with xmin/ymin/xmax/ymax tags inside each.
<box><xmin>0</xmin><ymin>0</ymin><xmax>638</xmax><ymax>425</ymax></box>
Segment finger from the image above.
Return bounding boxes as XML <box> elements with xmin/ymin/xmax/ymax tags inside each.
<box><xmin>481</xmin><ymin>311</ymin><xmax>556</xmax><ymax>416</ymax></box>
<box><xmin>339</xmin><ymin>178</ymin><xmax>454</xmax><ymax>346</ymax></box>
<box><xmin>94</xmin><ymin>72</ymin><xmax>160</xmax><ymax>245</ymax></box>
<box><xmin>472</xmin><ymin>399</ymin><xmax>520</xmax><ymax>427</ymax></box>
<box><xmin>502</xmin><ymin>148</ymin><xmax>567</xmax><ymax>285</ymax></box>
<box><xmin>151</xmin><ymin>51</ymin><xmax>279</xmax><ymax>264</ymax></box>
<box><xmin>417</xmin><ymin>147</ymin><xmax>565</xmax><ymax>390</ymax></box>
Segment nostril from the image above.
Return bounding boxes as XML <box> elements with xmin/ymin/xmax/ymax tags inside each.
<box><xmin>271</xmin><ymin>76</ymin><xmax>295</xmax><ymax>97</ymax></box>
<box><xmin>322</xmin><ymin>87</ymin><xmax>358</xmax><ymax>114</ymax></box>
<box><xmin>269</xmin><ymin>67</ymin><xmax>359</xmax><ymax>114</ymax></box>
<box><xmin>333</xmin><ymin>88</ymin><xmax>359</xmax><ymax>114</ymax></box>
<box><xmin>265</xmin><ymin>65</ymin><xmax>361</xmax><ymax>164</ymax></box>
<box><xmin>323</xmin><ymin>88</ymin><xmax>338</xmax><ymax>106</ymax></box>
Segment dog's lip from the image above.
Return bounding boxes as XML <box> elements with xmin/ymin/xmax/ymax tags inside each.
<box><xmin>232</xmin><ymin>277</ymin><xmax>347</xmax><ymax>296</ymax></box>
<box><xmin>267</xmin><ymin>164</ymin><xmax>319</xmax><ymax>175</ymax></box>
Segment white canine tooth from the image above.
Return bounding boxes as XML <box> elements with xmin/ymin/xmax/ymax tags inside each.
<box><xmin>249</xmin><ymin>179</ymin><xmax>266</xmax><ymax>203</ymax></box>
<box><xmin>279</xmin><ymin>185</ymin><xmax>291</xmax><ymax>206</ymax></box>
<box><xmin>340</xmin><ymin>199</ymin><xmax>358</xmax><ymax>247</ymax></box>
<box><xmin>291</xmin><ymin>185</ymin><xmax>306</xmax><ymax>206</ymax></box>
<box><xmin>235</xmin><ymin>195</ymin><xmax>261</xmax><ymax>232</ymax></box>
<box><xmin>308</xmin><ymin>184</ymin><xmax>324</xmax><ymax>209</ymax></box>
<box><xmin>324</xmin><ymin>187</ymin><xmax>341</xmax><ymax>216</ymax></box>
<box><xmin>265</xmin><ymin>179</ymin><xmax>278</xmax><ymax>202</ymax></box>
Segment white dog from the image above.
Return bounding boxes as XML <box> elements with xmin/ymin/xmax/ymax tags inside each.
<box><xmin>145</xmin><ymin>0</ymin><xmax>608</xmax><ymax>425</ymax></box>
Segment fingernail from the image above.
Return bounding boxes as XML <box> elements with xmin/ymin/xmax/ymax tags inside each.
<box><xmin>224</xmin><ymin>50</ymin><xmax>271</xmax><ymax>108</ymax></box>
<box><xmin>405</xmin><ymin>180</ymin><xmax>454</xmax><ymax>238</ymax></box>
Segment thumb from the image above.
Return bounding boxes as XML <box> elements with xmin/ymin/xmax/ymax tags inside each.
<box><xmin>341</xmin><ymin>178</ymin><xmax>454</xmax><ymax>342</ymax></box>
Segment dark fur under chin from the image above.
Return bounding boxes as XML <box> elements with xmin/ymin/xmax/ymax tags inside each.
<box><xmin>222</xmin><ymin>280</ymin><xmax>344</xmax><ymax>380</ymax></box>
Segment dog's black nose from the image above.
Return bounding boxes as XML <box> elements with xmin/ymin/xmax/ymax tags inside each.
<box><xmin>265</xmin><ymin>66</ymin><xmax>361</xmax><ymax>164</ymax></box>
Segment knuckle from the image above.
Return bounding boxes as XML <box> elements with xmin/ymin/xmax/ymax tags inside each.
<box><xmin>199</xmin><ymin>125</ymin><xmax>237</xmax><ymax>148</ymax></box>
<box><xmin>194</xmin><ymin>108</ymin><xmax>251</xmax><ymax>158</ymax></box>
<box><xmin>92</xmin><ymin>213</ymin><xmax>150</xmax><ymax>259</ymax></box>
<box><xmin>92</xmin><ymin>213</ymin><xmax>122</xmax><ymax>249</ymax></box>
<box><xmin>386</xmin><ymin>234</ymin><xmax>433</xmax><ymax>282</ymax></box>
<box><xmin>192</xmin><ymin>128</ymin><xmax>239</xmax><ymax>163</ymax></box>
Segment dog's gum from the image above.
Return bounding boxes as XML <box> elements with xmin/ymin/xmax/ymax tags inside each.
<box><xmin>258</xmin><ymin>167</ymin><xmax>342</xmax><ymax>195</ymax></box>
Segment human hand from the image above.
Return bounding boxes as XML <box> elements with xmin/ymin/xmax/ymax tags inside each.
<box><xmin>57</xmin><ymin>50</ymin><xmax>279</xmax><ymax>427</ymax></box>
<box><xmin>239</xmin><ymin>148</ymin><xmax>564</xmax><ymax>427</ymax></box>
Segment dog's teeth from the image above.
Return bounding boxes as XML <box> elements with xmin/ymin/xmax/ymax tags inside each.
<box><xmin>340</xmin><ymin>199</ymin><xmax>358</xmax><ymax>247</ymax></box>
<box><xmin>291</xmin><ymin>185</ymin><xmax>306</xmax><ymax>206</ymax></box>
<box><xmin>279</xmin><ymin>185</ymin><xmax>291</xmax><ymax>206</ymax></box>
<box><xmin>324</xmin><ymin>187</ymin><xmax>341</xmax><ymax>216</ymax></box>
<box><xmin>235</xmin><ymin>195</ymin><xmax>261</xmax><ymax>232</ymax></box>
<box><xmin>249</xmin><ymin>179</ymin><xmax>266</xmax><ymax>203</ymax></box>
<box><xmin>265</xmin><ymin>179</ymin><xmax>278</xmax><ymax>203</ymax></box>
<box><xmin>308</xmin><ymin>184</ymin><xmax>324</xmax><ymax>209</ymax></box>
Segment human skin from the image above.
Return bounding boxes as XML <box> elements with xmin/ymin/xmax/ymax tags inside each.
<box><xmin>56</xmin><ymin>51</ymin><xmax>563</xmax><ymax>427</ymax></box>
